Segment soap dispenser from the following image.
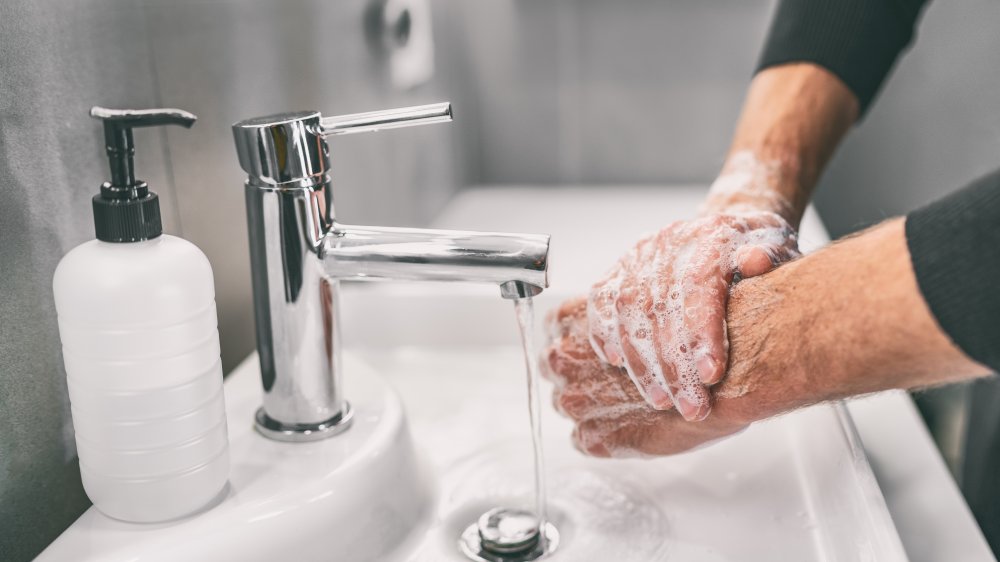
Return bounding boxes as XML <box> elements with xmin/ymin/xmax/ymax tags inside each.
<box><xmin>53</xmin><ymin>107</ymin><xmax>230</xmax><ymax>522</ymax></box>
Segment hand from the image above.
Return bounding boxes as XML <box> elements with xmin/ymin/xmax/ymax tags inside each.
<box><xmin>543</xmin><ymin>297</ymin><xmax>749</xmax><ymax>457</ymax></box>
<box><xmin>550</xmin><ymin>219</ymin><xmax>990</xmax><ymax>458</ymax></box>
<box><xmin>587</xmin><ymin>209</ymin><xmax>798</xmax><ymax>421</ymax></box>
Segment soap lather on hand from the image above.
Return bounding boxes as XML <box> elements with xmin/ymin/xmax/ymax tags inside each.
<box><xmin>586</xmin><ymin>152</ymin><xmax>800</xmax><ymax>421</ymax></box>
<box><xmin>543</xmin><ymin>297</ymin><xmax>751</xmax><ymax>458</ymax></box>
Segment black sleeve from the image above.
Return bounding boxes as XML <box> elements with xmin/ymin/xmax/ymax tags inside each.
<box><xmin>906</xmin><ymin>168</ymin><xmax>1000</xmax><ymax>373</ymax></box>
<box><xmin>757</xmin><ymin>0</ymin><xmax>931</xmax><ymax>117</ymax></box>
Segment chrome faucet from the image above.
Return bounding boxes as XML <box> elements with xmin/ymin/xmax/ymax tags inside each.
<box><xmin>232</xmin><ymin>103</ymin><xmax>549</xmax><ymax>442</ymax></box>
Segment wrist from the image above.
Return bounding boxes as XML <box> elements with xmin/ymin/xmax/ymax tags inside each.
<box><xmin>702</xmin><ymin>150</ymin><xmax>805</xmax><ymax>223</ymax></box>
<box><xmin>711</xmin><ymin>270</ymin><xmax>803</xmax><ymax>425</ymax></box>
<box><xmin>710</xmin><ymin>63</ymin><xmax>859</xmax><ymax>225</ymax></box>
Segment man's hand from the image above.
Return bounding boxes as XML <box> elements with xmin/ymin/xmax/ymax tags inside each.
<box><xmin>550</xmin><ymin>219</ymin><xmax>990</xmax><ymax>458</ymax></box>
<box><xmin>545</xmin><ymin>297</ymin><xmax>750</xmax><ymax>457</ymax></box>
<box><xmin>587</xmin><ymin>209</ymin><xmax>798</xmax><ymax>421</ymax></box>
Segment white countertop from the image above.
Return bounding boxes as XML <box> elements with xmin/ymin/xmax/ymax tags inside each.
<box><xmin>425</xmin><ymin>185</ymin><xmax>994</xmax><ymax>562</ymax></box>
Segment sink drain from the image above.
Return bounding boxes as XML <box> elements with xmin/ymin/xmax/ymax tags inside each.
<box><xmin>459</xmin><ymin>508</ymin><xmax>559</xmax><ymax>562</ymax></box>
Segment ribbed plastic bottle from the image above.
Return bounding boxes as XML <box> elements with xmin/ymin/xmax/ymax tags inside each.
<box><xmin>53</xmin><ymin>107</ymin><xmax>229</xmax><ymax>522</ymax></box>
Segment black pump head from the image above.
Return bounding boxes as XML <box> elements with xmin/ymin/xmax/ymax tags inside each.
<box><xmin>88</xmin><ymin>107</ymin><xmax>197</xmax><ymax>242</ymax></box>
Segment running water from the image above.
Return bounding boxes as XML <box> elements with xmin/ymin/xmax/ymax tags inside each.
<box><xmin>513</xmin><ymin>297</ymin><xmax>548</xmax><ymax>529</ymax></box>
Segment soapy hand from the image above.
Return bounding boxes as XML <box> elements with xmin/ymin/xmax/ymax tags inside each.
<box><xmin>543</xmin><ymin>297</ymin><xmax>749</xmax><ymax>457</ymax></box>
<box><xmin>588</xmin><ymin>154</ymin><xmax>800</xmax><ymax>420</ymax></box>
<box><xmin>587</xmin><ymin>211</ymin><xmax>798</xmax><ymax>420</ymax></box>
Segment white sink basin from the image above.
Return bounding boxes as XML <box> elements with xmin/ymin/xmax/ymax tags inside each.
<box><xmin>360</xmin><ymin>344</ymin><xmax>907</xmax><ymax>561</ymax></box>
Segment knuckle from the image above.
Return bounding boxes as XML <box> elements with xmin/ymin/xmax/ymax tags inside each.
<box><xmin>559</xmin><ymin>393</ymin><xmax>591</xmax><ymax>420</ymax></box>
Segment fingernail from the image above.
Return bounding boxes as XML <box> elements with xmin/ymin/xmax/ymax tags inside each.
<box><xmin>697</xmin><ymin>356</ymin><xmax>720</xmax><ymax>384</ymax></box>
<box><xmin>647</xmin><ymin>385</ymin><xmax>674</xmax><ymax>410</ymax></box>
<box><xmin>588</xmin><ymin>443</ymin><xmax>610</xmax><ymax>457</ymax></box>
<box><xmin>677</xmin><ymin>396</ymin><xmax>710</xmax><ymax>421</ymax></box>
<box><xmin>605</xmin><ymin>348</ymin><xmax>622</xmax><ymax>366</ymax></box>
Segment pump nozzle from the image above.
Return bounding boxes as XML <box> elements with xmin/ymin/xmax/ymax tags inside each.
<box><xmin>88</xmin><ymin>107</ymin><xmax>197</xmax><ymax>243</ymax></box>
<box><xmin>90</xmin><ymin>107</ymin><xmax>197</xmax><ymax>190</ymax></box>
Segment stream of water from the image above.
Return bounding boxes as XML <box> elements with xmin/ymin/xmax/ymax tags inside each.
<box><xmin>513</xmin><ymin>297</ymin><xmax>548</xmax><ymax>530</ymax></box>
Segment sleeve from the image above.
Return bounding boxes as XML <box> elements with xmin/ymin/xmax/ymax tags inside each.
<box><xmin>756</xmin><ymin>0</ymin><xmax>931</xmax><ymax>118</ymax></box>
<box><xmin>905</xmin><ymin>168</ymin><xmax>1000</xmax><ymax>373</ymax></box>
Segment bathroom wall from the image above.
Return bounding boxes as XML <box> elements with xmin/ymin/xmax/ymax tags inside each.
<box><xmin>814</xmin><ymin>0</ymin><xmax>1000</xmax><ymax>237</ymax></box>
<box><xmin>0</xmin><ymin>1</ymin><xmax>465</xmax><ymax>560</ymax></box>
<box><xmin>451</xmin><ymin>0</ymin><xmax>1000</xmax><ymax>240</ymax></box>
<box><xmin>450</xmin><ymin>0</ymin><xmax>776</xmax><ymax>186</ymax></box>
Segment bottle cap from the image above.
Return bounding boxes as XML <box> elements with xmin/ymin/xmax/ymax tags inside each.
<box><xmin>89</xmin><ymin>107</ymin><xmax>197</xmax><ymax>242</ymax></box>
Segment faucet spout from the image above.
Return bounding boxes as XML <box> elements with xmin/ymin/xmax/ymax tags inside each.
<box><xmin>233</xmin><ymin>102</ymin><xmax>551</xmax><ymax>442</ymax></box>
<box><xmin>322</xmin><ymin>224</ymin><xmax>549</xmax><ymax>290</ymax></box>
<box><xmin>499</xmin><ymin>281</ymin><xmax>544</xmax><ymax>300</ymax></box>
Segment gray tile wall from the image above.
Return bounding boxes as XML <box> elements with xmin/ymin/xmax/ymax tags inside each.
<box><xmin>454</xmin><ymin>0</ymin><xmax>776</xmax><ymax>185</ymax></box>
<box><xmin>815</xmin><ymin>0</ymin><xmax>1000</xmax><ymax>236</ymax></box>
<box><xmin>458</xmin><ymin>0</ymin><xmax>1000</xmax><ymax>238</ymax></box>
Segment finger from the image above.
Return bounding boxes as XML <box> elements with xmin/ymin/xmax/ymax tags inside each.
<box><xmin>552</xmin><ymin>386</ymin><xmax>568</xmax><ymax>417</ymax></box>
<box><xmin>587</xmin><ymin>235</ymin><xmax>659</xmax><ymax>366</ymax></box>
<box><xmin>645</xmin><ymin>261</ymin><xmax>723</xmax><ymax>418</ymax></box>
<box><xmin>675</xmin><ymin>274</ymin><xmax>728</xmax><ymax>389</ymax></box>
<box><xmin>612</xmin><ymin>274</ymin><xmax>674</xmax><ymax>408</ymax></box>
<box><xmin>735</xmin><ymin>245</ymin><xmax>779</xmax><ymax>278</ymax></box>
<box><xmin>539</xmin><ymin>346</ymin><xmax>559</xmax><ymax>384</ymax></box>
<box><xmin>558</xmin><ymin>392</ymin><xmax>600</xmax><ymax>421</ymax></box>
<box><xmin>674</xmin><ymin>380</ymin><xmax>712</xmax><ymax>421</ymax></box>
<box><xmin>572</xmin><ymin>422</ymin><xmax>613</xmax><ymax>458</ymax></box>
<box><xmin>587</xmin><ymin>279</ymin><xmax>624</xmax><ymax>366</ymax></box>
<box><xmin>541</xmin><ymin>344</ymin><xmax>574</xmax><ymax>387</ymax></box>
<box><xmin>546</xmin><ymin>296</ymin><xmax>588</xmax><ymax>340</ymax></box>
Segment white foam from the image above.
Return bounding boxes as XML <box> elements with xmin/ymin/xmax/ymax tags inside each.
<box><xmin>586</xmin><ymin>206</ymin><xmax>800</xmax><ymax>416</ymax></box>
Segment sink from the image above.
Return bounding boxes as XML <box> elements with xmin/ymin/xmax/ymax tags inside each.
<box><xmin>41</xmin><ymin>342</ymin><xmax>907</xmax><ymax>562</ymax></box>
<box><xmin>41</xmin><ymin>186</ymin><xmax>909</xmax><ymax>561</ymax></box>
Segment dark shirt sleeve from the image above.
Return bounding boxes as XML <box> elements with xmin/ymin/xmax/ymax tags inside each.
<box><xmin>757</xmin><ymin>0</ymin><xmax>931</xmax><ymax>117</ymax></box>
<box><xmin>906</xmin><ymin>169</ymin><xmax>1000</xmax><ymax>373</ymax></box>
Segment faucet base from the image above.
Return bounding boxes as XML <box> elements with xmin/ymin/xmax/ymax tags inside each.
<box><xmin>254</xmin><ymin>404</ymin><xmax>354</xmax><ymax>442</ymax></box>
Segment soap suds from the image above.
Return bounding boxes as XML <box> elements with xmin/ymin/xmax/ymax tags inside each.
<box><xmin>544</xmin><ymin>302</ymin><xmax>665</xmax><ymax>458</ymax></box>
<box><xmin>702</xmin><ymin>150</ymin><xmax>796</xmax><ymax>219</ymax></box>
<box><xmin>586</xmin><ymin>154</ymin><xmax>800</xmax><ymax>420</ymax></box>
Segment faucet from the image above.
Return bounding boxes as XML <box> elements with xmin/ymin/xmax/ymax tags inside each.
<box><xmin>232</xmin><ymin>103</ymin><xmax>550</xmax><ymax>442</ymax></box>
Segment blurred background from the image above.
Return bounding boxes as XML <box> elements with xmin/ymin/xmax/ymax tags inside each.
<box><xmin>1</xmin><ymin>0</ymin><xmax>999</xmax><ymax>559</ymax></box>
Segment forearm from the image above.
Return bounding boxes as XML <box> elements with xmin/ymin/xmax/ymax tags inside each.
<box><xmin>707</xmin><ymin>0</ymin><xmax>931</xmax><ymax>226</ymax></box>
<box><xmin>704</xmin><ymin>64</ymin><xmax>858</xmax><ymax>226</ymax></box>
<box><xmin>716</xmin><ymin>218</ymin><xmax>991</xmax><ymax>425</ymax></box>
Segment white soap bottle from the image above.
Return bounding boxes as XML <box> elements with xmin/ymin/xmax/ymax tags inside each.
<box><xmin>53</xmin><ymin>107</ymin><xmax>229</xmax><ymax>523</ymax></box>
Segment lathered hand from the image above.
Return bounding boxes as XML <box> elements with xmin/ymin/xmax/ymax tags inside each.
<box><xmin>544</xmin><ymin>297</ymin><xmax>748</xmax><ymax>457</ymax></box>
<box><xmin>587</xmin><ymin>210</ymin><xmax>798</xmax><ymax>421</ymax></box>
<box><xmin>549</xmin><ymin>219</ymin><xmax>990</xmax><ymax>457</ymax></box>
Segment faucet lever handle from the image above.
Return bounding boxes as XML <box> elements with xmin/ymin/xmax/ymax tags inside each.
<box><xmin>320</xmin><ymin>102</ymin><xmax>452</xmax><ymax>136</ymax></box>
